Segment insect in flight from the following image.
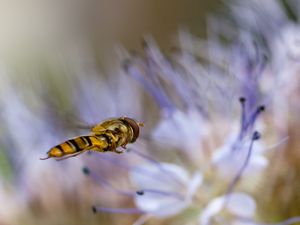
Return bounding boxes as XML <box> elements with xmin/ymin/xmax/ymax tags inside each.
<box><xmin>40</xmin><ymin>117</ymin><xmax>143</xmax><ymax>160</ymax></box>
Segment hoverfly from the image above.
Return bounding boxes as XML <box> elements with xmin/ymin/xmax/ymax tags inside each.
<box><xmin>40</xmin><ymin>117</ymin><xmax>143</xmax><ymax>160</ymax></box>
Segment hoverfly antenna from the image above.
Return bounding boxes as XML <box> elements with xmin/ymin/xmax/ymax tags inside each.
<box><xmin>137</xmin><ymin>122</ymin><xmax>144</xmax><ymax>127</ymax></box>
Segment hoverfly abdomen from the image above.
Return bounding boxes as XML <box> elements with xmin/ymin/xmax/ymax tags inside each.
<box><xmin>41</xmin><ymin>135</ymin><xmax>109</xmax><ymax>160</ymax></box>
<box><xmin>47</xmin><ymin>145</ymin><xmax>65</xmax><ymax>158</ymax></box>
<box><xmin>61</xmin><ymin>136</ymin><xmax>93</xmax><ymax>154</ymax></box>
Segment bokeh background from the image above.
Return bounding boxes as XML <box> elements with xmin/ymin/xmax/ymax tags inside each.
<box><xmin>0</xmin><ymin>0</ymin><xmax>300</xmax><ymax>225</ymax></box>
<box><xmin>0</xmin><ymin>0</ymin><xmax>220</xmax><ymax>70</ymax></box>
<box><xmin>0</xmin><ymin>1</ymin><xmax>220</xmax><ymax>225</ymax></box>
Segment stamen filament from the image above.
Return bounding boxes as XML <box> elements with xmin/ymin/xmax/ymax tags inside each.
<box><xmin>92</xmin><ymin>206</ymin><xmax>144</xmax><ymax>214</ymax></box>
<box><xmin>264</xmin><ymin>136</ymin><xmax>289</xmax><ymax>151</ymax></box>
<box><xmin>237</xmin><ymin>216</ymin><xmax>300</xmax><ymax>225</ymax></box>
<box><xmin>226</xmin><ymin>131</ymin><xmax>260</xmax><ymax>197</ymax></box>
<box><xmin>129</xmin><ymin>148</ymin><xmax>185</xmax><ymax>187</ymax></box>
<box><xmin>124</xmin><ymin>59</ymin><xmax>175</xmax><ymax>114</ymax></box>
<box><xmin>244</xmin><ymin>105</ymin><xmax>265</xmax><ymax>132</ymax></box>
<box><xmin>144</xmin><ymin>45</ymin><xmax>193</xmax><ymax>110</ymax></box>
<box><xmin>238</xmin><ymin>97</ymin><xmax>247</xmax><ymax>140</ymax></box>
<box><xmin>97</xmin><ymin>154</ymin><xmax>132</xmax><ymax>170</ymax></box>
<box><xmin>82</xmin><ymin>167</ymin><xmax>135</xmax><ymax>197</ymax></box>
<box><xmin>137</xmin><ymin>189</ymin><xmax>185</xmax><ymax>200</ymax></box>
<box><xmin>271</xmin><ymin>216</ymin><xmax>300</xmax><ymax>225</ymax></box>
<box><xmin>96</xmin><ymin>153</ymin><xmax>184</xmax><ymax>190</ymax></box>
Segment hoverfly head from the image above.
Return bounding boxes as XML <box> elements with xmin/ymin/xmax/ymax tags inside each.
<box><xmin>121</xmin><ymin>117</ymin><xmax>144</xmax><ymax>143</ymax></box>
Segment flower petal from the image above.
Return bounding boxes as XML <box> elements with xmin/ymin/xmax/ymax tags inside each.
<box><xmin>134</xmin><ymin>192</ymin><xmax>188</xmax><ymax>217</ymax></box>
<box><xmin>186</xmin><ymin>171</ymin><xmax>203</xmax><ymax>201</ymax></box>
<box><xmin>129</xmin><ymin>163</ymin><xmax>189</xmax><ymax>192</ymax></box>
<box><xmin>199</xmin><ymin>193</ymin><xmax>256</xmax><ymax>225</ymax></box>
<box><xmin>199</xmin><ymin>197</ymin><xmax>224</xmax><ymax>225</ymax></box>
<box><xmin>152</xmin><ymin>110</ymin><xmax>203</xmax><ymax>150</ymax></box>
<box><xmin>227</xmin><ymin>193</ymin><xmax>256</xmax><ymax>217</ymax></box>
<box><xmin>212</xmin><ymin>140</ymin><xmax>268</xmax><ymax>178</ymax></box>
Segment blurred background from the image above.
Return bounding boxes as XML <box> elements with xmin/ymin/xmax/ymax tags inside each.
<box><xmin>0</xmin><ymin>0</ymin><xmax>300</xmax><ymax>225</ymax></box>
<box><xmin>0</xmin><ymin>1</ymin><xmax>221</xmax><ymax>225</ymax></box>
<box><xmin>0</xmin><ymin>0</ymin><xmax>220</xmax><ymax>70</ymax></box>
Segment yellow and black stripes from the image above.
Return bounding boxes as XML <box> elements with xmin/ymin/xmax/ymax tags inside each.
<box><xmin>41</xmin><ymin>117</ymin><xmax>142</xmax><ymax>160</ymax></box>
<box><xmin>62</xmin><ymin>136</ymin><xmax>92</xmax><ymax>154</ymax></box>
<box><xmin>80</xmin><ymin>136</ymin><xmax>92</xmax><ymax>147</ymax></box>
<box><xmin>42</xmin><ymin>135</ymin><xmax>110</xmax><ymax>159</ymax></box>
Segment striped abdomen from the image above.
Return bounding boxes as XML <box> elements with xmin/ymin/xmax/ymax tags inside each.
<box><xmin>43</xmin><ymin>135</ymin><xmax>109</xmax><ymax>159</ymax></box>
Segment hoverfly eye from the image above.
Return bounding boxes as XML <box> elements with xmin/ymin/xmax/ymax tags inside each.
<box><xmin>122</xmin><ymin>117</ymin><xmax>140</xmax><ymax>143</ymax></box>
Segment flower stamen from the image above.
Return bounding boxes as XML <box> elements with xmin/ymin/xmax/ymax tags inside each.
<box><xmin>123</xmin><ymin>58</ymin><xmax>175</xmax><ymax>115</ymax></box>
<box><xmin>244</xmin><ymin>105</ymin><xmax>265</xmax><ymax>132</ymax></box>
<box><xmin>128</xmin><ymin>148</ymin><xmax>185</xmax><ymax>187</ymax></box>
<box><xmin>82</xmin><ymin>166</ymin><xmax>135</xmax><ymax>197</ymax></box>
<box><xmin>237</xmin><ymin>95</ymin><xmax>265</xmax><ymax>142</ymax></box>
<box><xmin>239</xmin><ymin>97</ymin><xmax>247</xmax><ymax>138</ymax></box>
<box><xmin>92</xmin><ymin>206</ymin><xmax>144</xmax><ymax>214</ymax></box>
<box><xmin>136</xmin><ymin>189</ymin><xmax>185</xmax><ymax>200</ymax></box>
<box><xmin>236</xmin><ymin>215</ymin><xmax>300</xmax><ymax>225</ymax></box>
<box><xmin>226</xmin><ymin>131</ymin><xmax>261</xmax><ymax>197</ymax></box>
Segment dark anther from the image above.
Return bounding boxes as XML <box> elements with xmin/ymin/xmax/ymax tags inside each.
<box><xmin>239</xmin><ymin>97</ymin><xmax>246</xmax><ymax>103</ymax></box>
<box><xmin>141</xmin><ymin>38</ymin><xmax>148</xmax><ymax>49</ymax></box>
<box><xmin>122</xmin><ymin>59</ymin><xmax>131</xmax><ymax>72</ymax></box>
<box><xmin>262</xmin><ymin>54</ymin><xmax>268</xmax><ymax>62</ymax></box>
<box><xmin>252</xmin><ymin>131</ymin><xmax>261</xmax><ymax>140</ymax></box>
<box><xmin>92</xmin><ymin>206</ymin><xmax>97</xmax><ymax>214</ymax></box>
<box><xmin>82</xmin><ymin>167</ymin><xmax>90</xmax><ymax>175</ymax></box>
<box><xmin>128</xmin><ymin>50</ymin><xmax>137</xmax><ymax>56</ymax></box>
<box><xmin>259</xmin><ymin>105</ymin><xmax>265</xmax><ymax>111</ymax></box>
<box><xmin>136</xmin><ymin>190</ymin><xmax>145</xmax><ymax>195</ymax></box>
<box><xmin>169</xmin><ymin>46</ymin><xmax>180</xmax><ymax>53</ymax></box>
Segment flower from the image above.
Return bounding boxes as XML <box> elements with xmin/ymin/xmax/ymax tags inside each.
<box><xmin>212</xmin><ymin>132</ymin><xmax>268</xmax><ymax>179</ymax></box>
<box><xmin>151</xmin><ymin>109</ymin><xmax>204</xmax><ymax>152</ymax></box>
<box><xmin>199</xmin><ymin>192</ymin><xmax>256</xmax><ymax>225</ymax></box>
<box><xmin>130</xmin><ymin>162</ymin><xmax>203</xmax><ymax>218</ymax></box>
<box><xmin>1</xmin><ymin>1</ymin><xmax>297</xmax><ymax>224</ymax></box>
<box><xmin>121</xmin><ymin>38</ymin><xmax>213</xmax><ymax>163</ymax></box>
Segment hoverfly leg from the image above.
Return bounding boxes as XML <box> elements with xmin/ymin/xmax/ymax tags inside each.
<box><xmin>40</xmin><ymin>156</ymin><xmax>50</xmax><ymax>160</ymax></box>
<box><xmin>115</xmin><ymin>148</ymin><xmax>124</xmax><ymax>154</ymax></box>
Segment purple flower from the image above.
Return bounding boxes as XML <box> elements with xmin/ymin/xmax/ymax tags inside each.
<box><xmin>199</xmin><ymin>192</ymin><xmax>256</xmax><ymax>225</ymax></box>
<box><xmin>130</xmin><ymin>162</ymin><xmax>202</xmax><ymax>218</ymax></box>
